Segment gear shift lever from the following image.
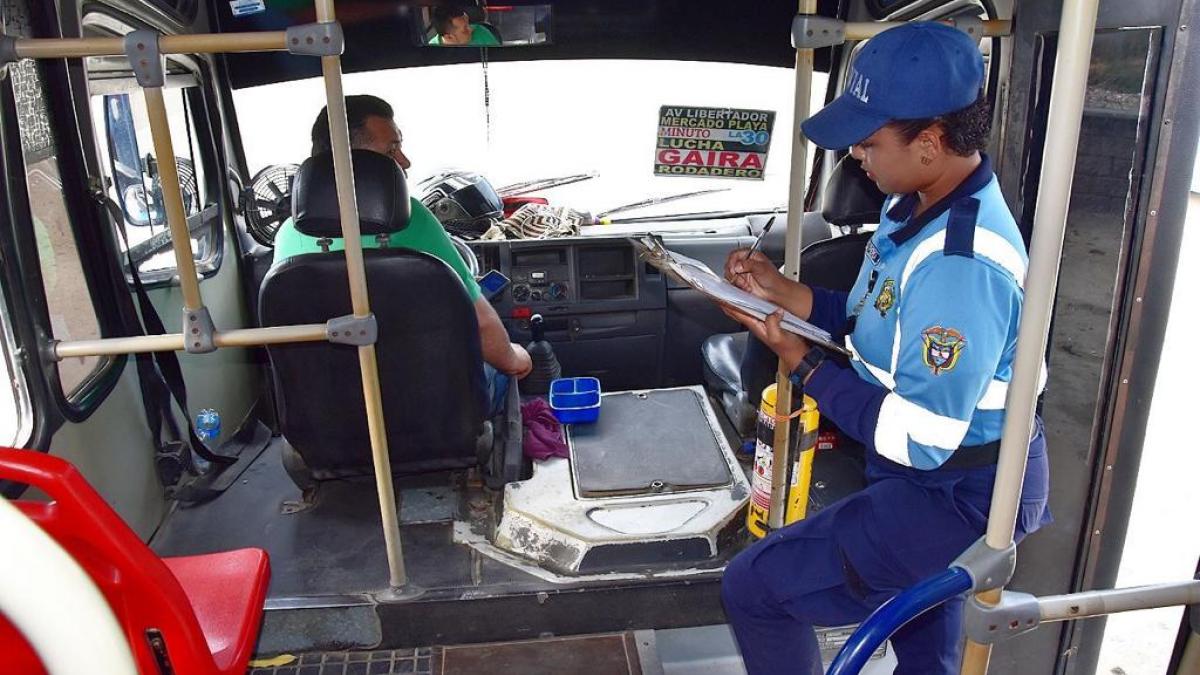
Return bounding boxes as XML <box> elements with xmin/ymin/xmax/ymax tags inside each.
<box><xmin>523</xmin><ymin>314</ymin><xmax>561</xmax><ymax>395</ymax></box>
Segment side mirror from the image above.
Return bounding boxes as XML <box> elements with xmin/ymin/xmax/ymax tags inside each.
<box><xmin>103</xmin><ymin>94</ymin><xmax>199</xmax><ymax>227</ymax></box>
<box><xmin>420</xmin><ymin>4</ymin><xmax>551</xmax><ymax>47</ymax></box>
<box><xmin>104</xmin><ymin>94</ymin><xmax>157</xmax><ymax>227</ymax></box>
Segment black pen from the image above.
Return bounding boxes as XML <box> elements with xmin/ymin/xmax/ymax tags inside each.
<box><xmin>747</xmin><ymin>215</ymin><xmax>777</xmax><ymax>258</ymax></box>
<box><xmin>736</xmin><ymin>215</ymin><xmax>776</xmax><ymax>275</ymax></box>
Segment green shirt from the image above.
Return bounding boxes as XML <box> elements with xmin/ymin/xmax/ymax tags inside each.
<box><xmin>428</xmin><ymin>24</ymin><xmax>501</xmax><ymax>46</ymax></box>
<box><xmin>272</xmin><ymin>197</ymin><xmax>482</xmax><ymax>302</ymax></box>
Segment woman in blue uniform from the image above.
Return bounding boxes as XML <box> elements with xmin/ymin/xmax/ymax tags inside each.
<box><xmin>719</xmin><ymin>22</ymin><xmax>1051</xmax><ymax>675</ymax></box>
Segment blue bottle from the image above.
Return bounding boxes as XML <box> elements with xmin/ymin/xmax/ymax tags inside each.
<box><xmin>195</xmin><ymin>408</ymin><xmax>221</xmax><ymax>444</ymax></box>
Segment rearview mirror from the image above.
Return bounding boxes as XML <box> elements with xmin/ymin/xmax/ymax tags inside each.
<box><xmin>420</xmin><ymin>4</ymin><xmax>551</xmax><ymax>47</ymax></box>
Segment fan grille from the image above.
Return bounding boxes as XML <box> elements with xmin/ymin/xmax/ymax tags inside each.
<box><xmin>246</xmin><ymin>164</ymin><xmax>298</xmax><ymax>246</ymax></box>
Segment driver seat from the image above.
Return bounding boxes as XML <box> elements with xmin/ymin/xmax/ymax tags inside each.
<box><xmin>259</xmin><ymin>150</ymin><xmax>521</xmax><ymax>487</ymax></box>
<box><xmin>702</xmin><ymin>155</ymin><xmax>886</xmax><ymax>435</ymax></box>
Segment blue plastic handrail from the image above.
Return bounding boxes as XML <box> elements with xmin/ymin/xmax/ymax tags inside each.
<box><xmin>826</xmin><ymin>567</ymin><xmax>974</xmax><ymax>675</ymax></box>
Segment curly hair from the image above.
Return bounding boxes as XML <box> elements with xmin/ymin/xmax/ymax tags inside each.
<box><xmin>889</xmin><ymin>94</ymin><xmax>992</xmax><ymax>156</ymax></box>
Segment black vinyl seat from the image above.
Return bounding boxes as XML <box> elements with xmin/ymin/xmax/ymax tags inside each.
<box><xmin>260</xmin><ymin>150</ymin><xmax>518</xmax><ymax>486</ymax></box>
<box><xmin>702</xmin><ymin>156</ymin><xmax>885</xmax><ymax>435</ymax></box>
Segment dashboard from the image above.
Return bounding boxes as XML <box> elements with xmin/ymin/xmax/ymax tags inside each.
<box><xmin>470</xmin><ymin>238</ymin><xmax>670</xmax><ymax>390</ymax></box>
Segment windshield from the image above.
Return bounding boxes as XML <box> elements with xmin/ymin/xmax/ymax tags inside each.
<box><xmin>234</xmin><ymin>60</ymin><xmax>827</xmax><ymax>230</ymax></box>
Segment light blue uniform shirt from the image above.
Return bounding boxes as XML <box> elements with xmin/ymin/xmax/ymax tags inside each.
<box><xmin>839</xmin><ymin>156</ymin><xmax>1036</xmax><ymax>469</ymax></box>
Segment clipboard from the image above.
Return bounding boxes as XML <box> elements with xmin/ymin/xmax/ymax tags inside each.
<box><xmin>632</xmin><ymin>235</ymin><xmax>851</xmax><ymax>357</ymax></box>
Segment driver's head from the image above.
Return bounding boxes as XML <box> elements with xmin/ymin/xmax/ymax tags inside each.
<box><xmin>432</xmin><ymin>5</ymin><xmax>472</xmax><ymax>44</ymax></box>
<box><xmin>310</xmin><ymin>94</ymin><xmax>411</xmax><ymax>172</ymax></box>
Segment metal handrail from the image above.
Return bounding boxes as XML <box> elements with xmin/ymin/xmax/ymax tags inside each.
<box><xmin>2</xmin><ymin>9</ymin><xmax>408</xmax><ymax>588</ymax></box>
<box><xmin>827</xmin><ymin>568</ymin><xmax>973</xmax><ymax>675</ymax></box>
<box><xmin>960</xmin><ymin>0</ymin><xmax>1099</xmax><ymax>669</ymax></box>
<box><xmin>768</xmin><ymin>0</ymin><xmax>819</xmax><ymax>531</ymax></box>
<box><xmin>0</xmin><ymin>497</ymin><xmax>137</xmax><ymax>674</ymax></box>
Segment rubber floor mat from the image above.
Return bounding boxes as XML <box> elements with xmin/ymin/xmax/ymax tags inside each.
<box><xmin>570</xmin><ymin>388</ymin><xmax>731</xmax><ymax>497</ymax></box>
<box><xmin>248</xmin><ymin>647</ymin><xmax>433</xmax><ymax>674</ymax></box>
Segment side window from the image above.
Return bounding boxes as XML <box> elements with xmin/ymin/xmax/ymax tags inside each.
<box><xmin>11</xmin><ymin>41</ymin><xmax>108</xmax><ymax>399</ymax></box>
<box><xmin>88</xmin><ymin>83</ymin><xmax>219</xmax><ymax>282</ymax></box>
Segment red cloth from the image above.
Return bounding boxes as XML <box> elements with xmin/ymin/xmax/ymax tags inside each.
<box><xmin>521</xmin><ymin>398</ymin><xmax>569</xmax><ymax>460</ymax></box>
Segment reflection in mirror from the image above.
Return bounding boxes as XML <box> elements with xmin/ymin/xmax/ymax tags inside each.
<box><xmin>103</xmin><ymin>94</ymin><xmax>200</xmax><ymax>227</ymax></box>
<box><xmin>421</xmin><ymin>4</ymin><xmax>550</xmax><ymax>47</ymax></box>
<box><xmin>104</xmin><ymin>94</ymin><xmax>149</xmax><ymax>225</ymax></box>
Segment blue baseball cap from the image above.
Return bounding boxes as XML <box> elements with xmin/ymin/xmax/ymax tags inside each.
<box><xmin>801</xmin><ymin>21</ymin><xmax>984</xmax><ymax>149</ymax></box>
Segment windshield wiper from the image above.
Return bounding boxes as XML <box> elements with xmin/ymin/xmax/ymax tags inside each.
<box><xmin>597</xmin><ymin>188</ymin><xmax>731</xmax><ymax>219</ymax></box>
<box><xmin>604</xmin><ymin>207</ymin><xmax>783</xmax><ymax>225</ymax></box>
<box><xmin>496</xmin><ymin>172</ymin><xmax>597</xmax><ymax>196</ymax></box>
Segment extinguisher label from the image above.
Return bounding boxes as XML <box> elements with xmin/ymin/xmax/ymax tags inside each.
<box><xmin>750</xmin><ymin>439</ymin><xmax>773</xmax><ymax>510</ymax></box>
<box><xmin>750</xmin><ymin>405</ymin><xmax>778</xmax><ymax>511</ymax></box>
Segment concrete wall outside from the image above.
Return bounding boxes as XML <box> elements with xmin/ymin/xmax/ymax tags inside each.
<box><xmin>1072</xmin><ymin>110</ymin><xmax>1141</xmax><ymax>215</ymax></box>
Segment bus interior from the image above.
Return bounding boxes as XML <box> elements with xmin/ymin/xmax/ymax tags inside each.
<box><xmin>0</xmin><ymin>0</ymin><xmax>1198</xmax><ymax>673</ymax></box>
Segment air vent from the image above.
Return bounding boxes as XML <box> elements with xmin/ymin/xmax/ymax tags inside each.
<box><xmin>473</xmin><ymin>243</ymin><xmax>501</xmax><ymax>273</ymax></box>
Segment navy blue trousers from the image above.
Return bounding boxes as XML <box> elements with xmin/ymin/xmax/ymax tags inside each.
<box><xmin>722</xmin><ymin>423</ymin><xmax>1050</xmax><ymax>675</ymax></box>
<box><xmin>481</xmin><ymin>364</ymin><xmax>511</xmax><ymax>417</ymax></box>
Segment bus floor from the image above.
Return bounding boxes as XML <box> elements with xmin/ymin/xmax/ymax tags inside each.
<box><xmin>241</xmin><ymin>623</ymin><xmax>899</xmax><ymax>674</ymax></box>
<box><xmin>149</xmin><ymin>438</ymin><xmax>730</xmax><ymax>659</ymax></box>
<box><xmin>245</xmin><ymin>632</ymin><xmax>645</xmax><ymax>674</ymax></box>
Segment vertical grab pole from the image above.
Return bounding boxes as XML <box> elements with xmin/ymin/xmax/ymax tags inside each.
<box><xmin>960</xmin><ymin>0</ymin><xmax>1099</xmax><ymax>671</ymax></box>
<box><xmin>312</xmin><ymin>0</ymin><xmax>406</xmax><ymax>588</ymax></box>
<box><xmin>143</xmin><ymin>86</ymin><xmax>203</xmax><ymax>311</ymax></box>
<box><xmin>768</xmin><ymin>0</ymin><xmax>817</xmax><ymax>530</ymax></box>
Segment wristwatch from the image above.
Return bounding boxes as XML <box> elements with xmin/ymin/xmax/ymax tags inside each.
<box><xmin>788</xmin><ymin>347</ymin><xmax>827</xmax><ymax>388</ymax></box>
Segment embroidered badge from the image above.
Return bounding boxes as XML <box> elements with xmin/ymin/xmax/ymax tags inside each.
<box><xmin>874</xmin><ymin>278</ymin><xmax>895</xmax><ymax>317</ymax></box>
<box><xmin>921</xmin><ymin>326</ymin><xmax>967</xmax><ymax>375</ymax></box>
<box><xmin>865</xmin><ymin>239</ymin><xmax>881</xmax><ymax>265</ymax></box>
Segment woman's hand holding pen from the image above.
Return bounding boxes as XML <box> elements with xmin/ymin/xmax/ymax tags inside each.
<box><xmin>720</xmin><ymin>246</ymin><xmax>815</xmax><ymax>371</ymax></box>
<box><xmin>723</xmin><ymin>248</ymin><xmax>788</xmax><ymax>303</ymax></box>
<box><xmin>723</xmin><ymin>245</ymin><xmax>817</xmax><ymax>322</ymax></box>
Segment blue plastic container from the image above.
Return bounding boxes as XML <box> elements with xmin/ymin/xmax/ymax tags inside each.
<box><xmin>548</xmin><ymin>377</ymin><xmax>602</xmax><ymax>424</ymax></box>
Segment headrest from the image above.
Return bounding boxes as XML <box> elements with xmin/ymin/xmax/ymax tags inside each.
<box><xmin>292</xmin><ymin>150</ymin><xmax>411</xmax><ymax>238</ymax></box>
<box><xmin>821</xmin><ymin>155</ymin><xmax>887</xmax><ymax>228</ymax></box>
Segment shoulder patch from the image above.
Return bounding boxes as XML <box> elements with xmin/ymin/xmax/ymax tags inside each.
<box><xmin>920</xmin><ymin>326</ymin><xmax>967</xmax><ymax>375</ymax></box>
<box><xmin>944</xmin><ymin>197</ymin><xmax>981</xmax><ymax>258</ymax></box>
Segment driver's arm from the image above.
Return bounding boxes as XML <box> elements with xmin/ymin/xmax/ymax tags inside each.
<box><xmin>475</xmin><ymin>298</ymin><xmax>532</xmax><ymax>378</ymax></box>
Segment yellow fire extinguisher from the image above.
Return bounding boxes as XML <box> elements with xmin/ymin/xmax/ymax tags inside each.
<box><xmin>746</xmin><ymin>384</ymin><xmax>820</xmax><ymax>539</ymax></box>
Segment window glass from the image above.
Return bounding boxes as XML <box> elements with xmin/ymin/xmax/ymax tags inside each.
<box><xmin>234</xmin><ymin>61</ymin><xmax>826</xmax><ymax>234</ymax></box>
<box><xmin>12</xmin><ymin>52</ymin><xmax>106</xmax><ymax>396</ymax></box>
<box><xmin>88</xmin><ymin>84</ymin><xmax>218</xmax><ymax>281</ymax></box>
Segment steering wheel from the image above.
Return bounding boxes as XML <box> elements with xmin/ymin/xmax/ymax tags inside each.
<box><xmin>450</xmin><ymin>235</ymin><xmax>480</xmax><ymax>277</ymax></box>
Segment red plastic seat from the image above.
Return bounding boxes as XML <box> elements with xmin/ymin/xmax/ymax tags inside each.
<box><xmin>0</xmin><ymin>449</ymin><xmax>269</xmax><ymax>675</ymax></box>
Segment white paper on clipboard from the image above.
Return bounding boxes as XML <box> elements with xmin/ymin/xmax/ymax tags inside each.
<box><xmin>632</xmin><ymin>236</ymin><xmax>849</xmax><ymax>356</ymax></box>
